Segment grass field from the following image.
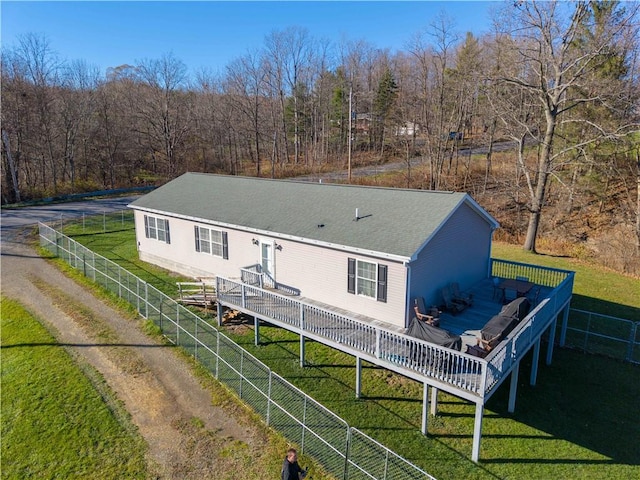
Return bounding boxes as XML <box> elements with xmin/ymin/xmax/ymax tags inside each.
<box><xmin>0</xmin><ymin>296</ymin><xmax>148</xmax><ymax>479</ymax></box>
<box><xmin>57</xmin><ymin>219</ymin><xmax>640</xmax><ymax>480</ymax></box>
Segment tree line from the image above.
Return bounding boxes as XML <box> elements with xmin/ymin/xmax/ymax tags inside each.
<box><xmin>2</xmin><ymin>1</ymin><xmax>639</xmax><ymax>257</ymax></box>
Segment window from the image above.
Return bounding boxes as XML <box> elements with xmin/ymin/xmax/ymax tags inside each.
<box><xmin>347</xmin><ymin>258</ymin><xmax>387</xmax><ymax>302</ymax></box>
<box><xmin>195</xmin><ymin>225</ymin><xmax>228</xmax><ymax>259</ymax></box>
<box><xmin>144</xmin><ymin>215</ymin><xmax>170</xmax><ymax>244</ymax></box>
<box><xmin>357</xmin><ymin>260</ymin><xmax>377</xmax><ymax>298</ymax></box>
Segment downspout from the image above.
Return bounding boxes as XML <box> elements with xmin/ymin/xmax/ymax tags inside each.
<box><xmin>404</xmin><ymin>261</ymin><xmax>411</xmax><ymax>328</ymax></box>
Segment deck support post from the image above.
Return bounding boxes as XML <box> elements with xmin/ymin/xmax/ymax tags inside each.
<box><xmin>508</xmin><ymin>362</ymin><xmax>520</xmax><ymax>413</ymax></box>
<box><xmin>547</xmin><ymin>317</ymin><xmax>557</xmax><ymax>365</ymax></box>
<box><xmin>472</xmin><ymin>402</ymin><xmax>484</xmax><ymax>462</ymax></box>
<box><xmin>421</xmin><ymin>382</ymin><xmax>429</xmax><ymax>435</ymax></box>
<box><xmin>530</xmin><ymin>337</ymin><xmax>541</xmax><ymax>386</ymax></box>
<box><xmin>254</xmin><ymin>316</ymin><xmax>260</xmax><ymax>346</ymax></box>
<box><xmin>430</xmin><ymin>387</ymin><xmax>439</xmax><ymax>415</ymax></box>
<box><xmin>216</xmin><ymin>301</ymin><xmax>223</xmax><ymax>327</ymax></box>
<box><xmin>300</xmin><ymin>335</ymin><xmax>305</xmax><ymax>367</ymax></box>
<box><xmin>355</xmin><ymin>357</ymin><xmax>362</xmax><ymax>398</ymax></box>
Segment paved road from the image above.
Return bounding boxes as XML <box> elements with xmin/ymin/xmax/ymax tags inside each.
<box><xmin>1</xmin><ymin>195</ymin><xmax>140</xmax><ymax>241</ymax></box>
<box><xmin>296</xmin><ymin>141</ymin><xmax>517</xmax><ymax>183</ymax></box>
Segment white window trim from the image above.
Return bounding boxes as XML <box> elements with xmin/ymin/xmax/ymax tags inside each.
<box><xmin>144</xmin><ymin>215</ymin><xmax>170</xmax><ymax>244</ymax></box>
<box><xmin>195</xmin><ymin>225</ymin><xmax>225</xmax><ymax>258</ymax></box>
<box><xmin>356</xmin><ymin>258</ymin><xmax>378</xmax><ymax>300</ymax></box>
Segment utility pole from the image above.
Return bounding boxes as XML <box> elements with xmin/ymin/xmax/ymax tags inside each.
<box><xmin>348</xmin><ymin>82</ymin><xmax>353</xmax><ymax>184</ymax></box>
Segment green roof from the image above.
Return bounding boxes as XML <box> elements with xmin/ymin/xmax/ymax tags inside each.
<box><xmin>129</xmin><ymin>173</ymin><xmax>497</xmax><ymax>260</ymax></box>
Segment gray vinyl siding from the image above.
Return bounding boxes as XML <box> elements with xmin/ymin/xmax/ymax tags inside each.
<box><xmin>135</xmin><ymin>211</ymin><xmax>258</xmax><ymax>279</ymax></box>
<box><xmin>408</xmin><ymin>203</ymin><xmax>492</xmax><ymax>317</ymax></box>
<box><xmin>134</xmin><ymin>210</ymin><xmax>408</xmax><ymax>327</ymax></box>
<box><xmin>274</xmin><ymin>239</ymin><xmax>407</xmax><ymax>327</ymax></box>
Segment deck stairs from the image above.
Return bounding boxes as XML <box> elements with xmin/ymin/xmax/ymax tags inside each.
<box><xmin>176</xmin><ymin>278</ymin><xmax>216</xmax><ymax>307</ymax></box>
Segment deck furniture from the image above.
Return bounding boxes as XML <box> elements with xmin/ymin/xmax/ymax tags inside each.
<box><xmin>492</xmin><ymin>277</ymin><xmax>502</xmax><ymax>300</ymax></box>
<box><xmin>528</xmin><ymin>286</ymin><xmax>542</xmax><ymax>305</ymax></box>
<box><xmin>442</xmin><ymin>284</ymin><xmax>467</xmax><ymax>314</ymax></box>
<box><xmin>407</xmin><ymin>316</ymin><xmax>462</xmax><ymax>351</ymax></box>
<box><xmin>413</xmin><ymin>297</ymin><xmax>441</xmax><ymax>327</ymax></box>
<box><xmin>478</xmin><ymin>297</ymin><xmax>531</xmax><ymax>351</ymax></box>
<box><xmin>499</xmin><ymin>278</ymin><xmax>534</xmax><ymax>303</ymax></box>
<box><xmin>451</xmin><ymin>282</ymin><xmax>473</xmax><ymax>306</ymax></box>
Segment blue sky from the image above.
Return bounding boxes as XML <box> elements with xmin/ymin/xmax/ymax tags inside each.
<box><xmin>2</xmin><ymin>1</ymin><xmax>498</xmax><ymax>77</ymax></box>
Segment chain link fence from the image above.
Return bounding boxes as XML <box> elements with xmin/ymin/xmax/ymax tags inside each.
<box><xmin>39</xmin><ymin>222</ymin><xmax>436</xmax><ymax>480</ymax></box>
<box><xmin>562</xmin><ymin>309</ymin><xmax>639</xmax><ymax>364</ymax></box>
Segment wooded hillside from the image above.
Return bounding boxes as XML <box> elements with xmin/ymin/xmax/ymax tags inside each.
<box><xmin>2</xmin><ymin>1</ymin><xmax>639</xmax><ymax>273</ymax></box>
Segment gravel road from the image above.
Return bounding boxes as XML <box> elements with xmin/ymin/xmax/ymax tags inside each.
<box><xmin>1</xmin><ymin>202</ymin><xmax>264</xmax><ymax>478</ymax></box>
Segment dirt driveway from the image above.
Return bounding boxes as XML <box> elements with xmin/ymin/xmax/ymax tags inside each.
<box><xmin>1</xmin><ymin>226</ymin><xmax>268</xmax><ymax>479</ymax></box>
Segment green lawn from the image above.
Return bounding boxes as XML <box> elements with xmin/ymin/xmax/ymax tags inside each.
<box><xmin>0</xmin><ymin>297</ymin><xmax>148</xmax><ymax>479</ymax></box>
<box><xmin>59</xmin><ymin>220</ymin><xmax>640</xmax><ymax>480</ymax></box>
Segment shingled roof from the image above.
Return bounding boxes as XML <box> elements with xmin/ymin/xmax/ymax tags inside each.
<box><xmin>129</xmin><ymin>173</ymin><xmax>498</xmax><ymax>260</ymax></box>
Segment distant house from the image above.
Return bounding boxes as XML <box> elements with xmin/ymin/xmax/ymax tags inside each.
<box><xmin>396</xmin><ymin>122</ymin><xmax>420</xmax><ymax>136</ymax></box>
<box><xmin>354</xmin><ymin>113</ymin><xmax>372</xmax><ymax>135</ymax></box>
<box><xmin>129</xmin><ymin>172</ymin><xmax>499</xmax><ymax>328</ymax></box>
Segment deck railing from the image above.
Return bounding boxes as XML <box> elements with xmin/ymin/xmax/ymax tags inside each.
<box><xmin>220</xmin><ymin>260</ymin><xmax>575</xmax><ymax>400</ymax></box>
<box><xmin>240</xmin><ymin>264</ymin><xmax>264</xmax><ymax>287</ymax></box>
<box><xmin>484</xmin><ymin>261</ymin><xmax>574</xmax><ymax>395</ymax></box>
<box><xmin>491</xmin><ymin>258</ymin><xmax>572</xmax><ymax>288</ymax></box>
<box><xmin>217</xmin><ymin>277</ymin><xmax>488</xmax><ymax>399</ymax></box>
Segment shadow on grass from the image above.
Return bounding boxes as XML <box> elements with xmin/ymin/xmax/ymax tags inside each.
<box><xmin>485</xmin><ymin>347</ymin><xmax>640</xmax><ymax>465</ymax></box>
<box><xmin>570</xmin><ymin>293</ymin><xmax>640</xmax><ymax>321</ymax></box>
<box><xmin>1</xmin><ymin>342</ymin><xmax>176</xmax><ymax>349</ymax></box>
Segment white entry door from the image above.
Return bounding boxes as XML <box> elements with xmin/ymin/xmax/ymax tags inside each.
<box><xmin>260</xmin><ymin>240</ymin><xmax>275</xmax><ymax>286</ymax></box>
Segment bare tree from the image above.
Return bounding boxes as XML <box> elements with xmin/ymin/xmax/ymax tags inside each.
<box><xmin>135</xmin><ymin>53</ymin><xmax>191</xmax><ymax>177</ymax></box>
<box><xmin>494</xmin><ymin>0</ymin><xmax>640</xmax><ymax>252</ymax></box>
<box><xmin>225</xmin><ymin>50</ymin><xmax>270</xmax><ymax>176</ymax></box>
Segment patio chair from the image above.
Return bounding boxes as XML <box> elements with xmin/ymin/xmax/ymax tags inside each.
<box><xmin>492</xmin><ymin>277</ymin><xmax>503</xmax><ymax>301</ymax></box>
<box><xmin>527</xmin><ymin>286</ymin><xmax>541</xmax><ymax>306</ymax></box>
<box><xmin>413</xmin><ymin>297</ymin><xmax>441</xmax><ymax>326</ymax></box>
<box><xmin>503</xmin><ymin>287</ymin><xmax>518</xmax><ymax>303</ymax></box>
<box><xmin>451</xmin><ymin>282</ymin><xmax>473</xmax><ymax>306</ymax></box>
<box><xmin>442</xmin><ymin>285</ymin><xmax>466</xmax><ymax>314</ymax></box>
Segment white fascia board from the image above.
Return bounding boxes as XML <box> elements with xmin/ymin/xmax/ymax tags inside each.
<box><xmin>464</xmin><ymin>195</ymin><xmax>500</xmax><ymax>230</ymax></box>
<box><xmin>130</xmin><ymin>205</ymin><xmax>410</xmax><ymax>264</ymax></box>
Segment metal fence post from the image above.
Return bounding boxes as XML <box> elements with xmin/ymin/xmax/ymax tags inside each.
<box><xmin>583</xmin><ymin>312</ymin><xmax>592</xmax><ymax>352</ymax></box>
<box><xmin>239</xmin><ymin>349</ymin><xmax>244</xmax><ymax>398</ymax></box>
<box><xmin>301</xmin><ymin>396</ymin><xmax>307</xmax><ymax>453</ymax></box>
<box><xmin>627</xmin><ymin>322</ymin><xmax>638</xmax><ymax>363</ymax></box>
<box><xmin>266</xmin><ymin>372</ymin><xmax>272</xmax><ymax>426</ymax></box>
<box><xmin>144</xmin><ymin>281</ymin><xmax>148</xmax><ymax>318</ymax></box>
<box><xmin>343</xmin><ymin>428</ymin><xmax>351</xmax><ymax>480</ymax></box>
<box><xmin>384</xmin><ymin>449</ymin><xmax>390</xmax><ymax>480</ymax></box>
<box><xmin>195</xmin><ymin>316</ymin><xmax>198</xmax><ymax>360</ymax></box>
<box><xmin>215</xmin><ymin>333</ymin><xmax>220</xmax><ymax>379</ymax></box>
<box><xmin>176</xmin><ymin>304</ymin><xmax>180</xmax><ymax>345</ymax></box>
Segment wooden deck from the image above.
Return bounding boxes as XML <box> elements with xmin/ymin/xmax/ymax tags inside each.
<box><xmin>436</xmin><ymin>278</ymin><xmax>553</xmax><ymax>351</ymax></box>
<box><xmin>216</xmin><ymin>259</ymin><xmax>574</xmax><ymax>462</ymax></box>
